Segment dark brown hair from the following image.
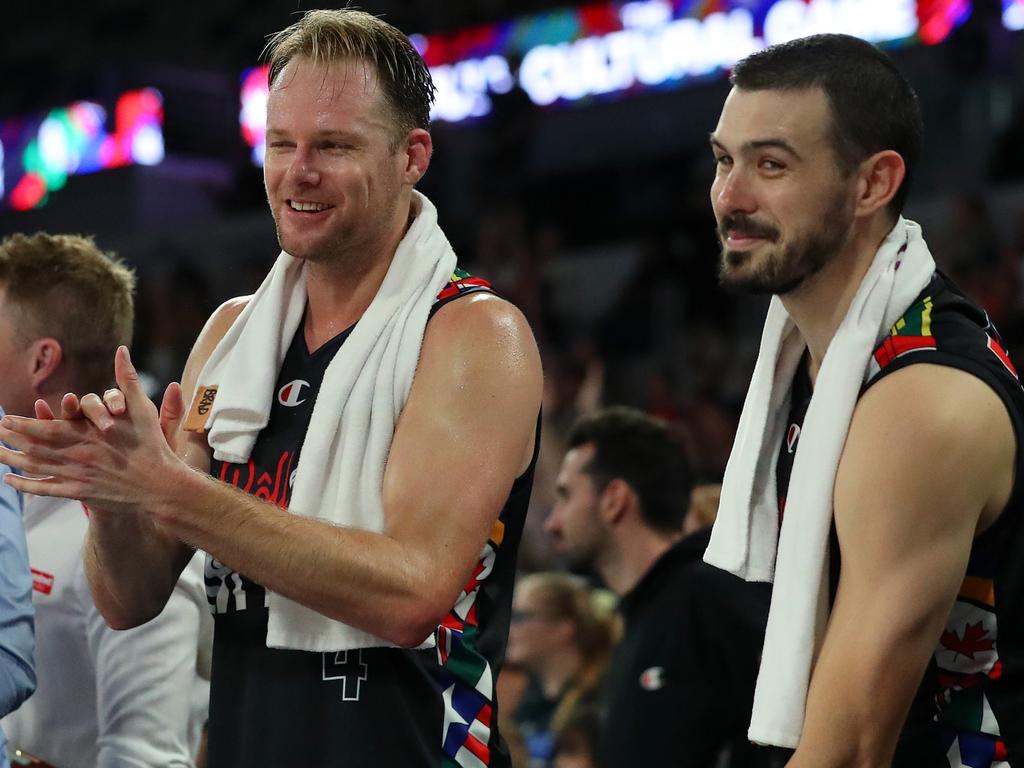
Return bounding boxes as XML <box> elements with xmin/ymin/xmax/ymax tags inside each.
<box><xmin>731</xmin><ymin>33</ymin><xmax>922</xmax><ymax>216</ymax></box>
<box><xmin>569</xmin><ymin>406</ymin><xmax>693</xmax><ymax>534</ymax></box>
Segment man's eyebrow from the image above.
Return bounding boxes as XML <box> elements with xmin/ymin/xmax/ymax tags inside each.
<box><xmin>312</xmin><ymin>129</ymin><xmax>363</xmax><ymax>141</ymax></box>
<box><xmin>749</xmin><ymin>138</ymin><xmax>802</xmax><ymax>160</ymax></box>
<box><xmin>709</xmin><ymin>134</ymin><xmax>803</xmax><ymax>161</ymax></box>
<box><xmin>263</xmin><ymin>128</ymin><xmax>369</xmax><ymax>148</ymax></box>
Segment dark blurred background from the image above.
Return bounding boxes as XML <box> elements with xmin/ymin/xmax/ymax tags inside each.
<box><xmin>4</xmin><ymin>0</ymin><xmax>1024</xmax><ymax>565</ymax></box>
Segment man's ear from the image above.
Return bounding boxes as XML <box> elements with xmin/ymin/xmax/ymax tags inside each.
<box><xmin>28</xmin><ymin>338</ymin><xmax>63</xmax><ymax>390</ymax></box>
<box><xmin>401</xmin><ymin>128</ymin><xmax>432</xmax><ymax>185</ymax></box>
<box><xmin>853</xmin><ymin>149</ymin><xmax>906</xmax><ymax>219</ymax></box>
<box><xmin>598</xmin><ymin>478</ymin><xmax>632</xmax><ymax>526</ymax></box>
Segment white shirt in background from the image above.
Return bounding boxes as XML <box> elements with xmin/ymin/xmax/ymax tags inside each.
<box><xmin>3</xmin><ymin>496</ymin><xmax>212</xmax><ymax>768</ymax></box>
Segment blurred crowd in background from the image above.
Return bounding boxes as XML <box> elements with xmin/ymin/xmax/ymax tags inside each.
<box><xmin>5</xmin><ymin>2</ymin><xmax>1024</xmax><ymax>766</ymax></box>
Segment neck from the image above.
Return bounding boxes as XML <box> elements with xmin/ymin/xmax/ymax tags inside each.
<box><xmin>303</xmin><ymin>194</ymin><xmax>414</xmax><ymax>350</ymax></box>
<box><xmin>599</xmin><ymin>526</ymin><xmax>680</xmax><ymax>597</ymax></box>
<box><xmin>537</xmin><ymin>648</ymin><xmax>583</xmax><ymax>698</ymax></box>
<box><xmin>780</xmin><ymin>215</ymin><xmax>896</xmax><ymax>384</ymax></box>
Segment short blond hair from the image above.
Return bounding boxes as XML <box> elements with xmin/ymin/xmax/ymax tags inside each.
<box><xmin>0</xmin><ymin>233</ymin><xmax>135</xmax><ymax>393</ymax></box>
<box><xmin>265</xmin><ymin>9</ymin><xmax>435</xmax><ymax>144</ymax></box>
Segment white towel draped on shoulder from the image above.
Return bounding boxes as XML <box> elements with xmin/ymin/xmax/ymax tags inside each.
<box><xmin>196</xmin><ymin>190</ymin><xmax>457</xmax><ymax>652</ymax></box>
<box><xmin>703</xmin><ymin>217</ymin><xmax>936</xmax><ymax>747</ymax></box>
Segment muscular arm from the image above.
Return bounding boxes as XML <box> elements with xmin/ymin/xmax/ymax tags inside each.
<box><xmin>153</xmin><ymin>294</ymin><xmax>541</xmax><ymax>645</ymax></box>
<box><xmin>7</xmin><ymin>294</ymin><xmax>542</xmax><ymax>646</ymax></box>
<box><xmin>788</xmin><ymin>364</ymin><xmax>1016</xmax><ymax>767</ymax></box>
<box><xmin>84</xmin><ymin>298</ymin><xmax>248</xmax><ymax>629</ymax></box>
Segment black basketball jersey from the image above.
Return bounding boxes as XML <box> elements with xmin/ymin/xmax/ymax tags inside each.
<box><xmin>204</xmin><ymin>270</ymin><xmax>537</xmax><ymax>767</ymax></box>
<box><xmin>777</xmin><ymin>272</ymin><xmax>1024</xmax><ymax>766</ymax></box>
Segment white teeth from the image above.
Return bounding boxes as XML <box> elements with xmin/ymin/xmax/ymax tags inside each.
<box><xmin>289</xmin><ymin>201</ymin><xmax>329</xmax><ymax>212</ymax></box>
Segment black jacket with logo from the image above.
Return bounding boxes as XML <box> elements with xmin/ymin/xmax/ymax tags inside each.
<box><xmin>601</xmin><ymin>528</ymin><xmax>783</xmax><ymax>767</ymax></box>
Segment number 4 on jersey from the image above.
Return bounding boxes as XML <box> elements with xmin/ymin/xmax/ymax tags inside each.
<box><xmin>322</xmin><ymin>650</ymin><xmax>368</xmax><ymax>701</ymax></box>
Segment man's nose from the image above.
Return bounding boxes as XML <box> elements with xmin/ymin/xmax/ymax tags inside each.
<box><xmin>713</xmin><ymin>167</ymin><xmax>756</xmax><ymax>215</ymax></box>
<box><xmin>287</xmin><ymin>147</ymin><xmax>321</xmax><ymax>186</ymax></box>
<box><xmin>542</xmin><ymin>510</ymin><xmax>559</xmax><ymax>534</ymax></box>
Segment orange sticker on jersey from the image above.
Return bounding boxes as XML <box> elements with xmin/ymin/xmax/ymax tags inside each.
<box><xmin>184</xmin><ymin>385</ymin><xmax>218</xmax><ymax>433</ymax></box>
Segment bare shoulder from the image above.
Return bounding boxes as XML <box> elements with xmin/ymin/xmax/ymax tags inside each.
<box><xmin>175</xmin><ymin>296</ymin><xmax>251</xmax><ymax>471</ymax></box>
<box><xmin>181</xmin><ymin>296</ymin><xmax>251</xmax><ymax>390</ymax></box>
<box><xmin>425</xmin><ymin>292</ymin><xmax>536</xmax><ymax>347</ymax></box>
<box><xmin>838</xmin><ymin>363</ymin><xmax>1015</xmax><ymax>534</ymax></box>
<box><xmin>198</xmin><ymin>296</ymin><xmax>251</xmax><ymax>355</ymax></box>
<box><xmin>422</xmin><ymin>293</ymin><xmax>541</xmax><ymax>381</ymax></box>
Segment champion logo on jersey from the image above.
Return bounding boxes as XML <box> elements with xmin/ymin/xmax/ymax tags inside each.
<box><xmin>278</xmin><ymin>380</ymin><xmax>311</xmax><ymax>407</ymax></box>
<box><xmin>639</xmin><ymin>666</ymin><xmax>665</xmax><ymax>691</ymax></box>
<box><xmin>786</xmin><ymin>423</ymin><xmax>801</xmax><ymax>454</ymax></box>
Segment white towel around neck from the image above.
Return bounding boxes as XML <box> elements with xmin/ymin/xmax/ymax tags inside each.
<box><xmin>196</xmin><ymin>190</ymin><xmax>457</xmax><ymax>652</ymax></box>
<box><xmin>703</xmin><ymin>217</ymin><xmax>936</xmax><ymax>747</ymax></box>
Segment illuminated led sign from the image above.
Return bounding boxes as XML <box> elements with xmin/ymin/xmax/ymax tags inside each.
<box><xmin>240</xmin><ymin>0</ymin><xmax>976</xmax><ymax>163</ymax></box>
<box><xmin>0</xmin><ymin>89</ymin><xmax>165</xmax><ymax>212</ymax></box>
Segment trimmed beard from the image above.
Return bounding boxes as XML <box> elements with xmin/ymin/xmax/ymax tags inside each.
<box><xmin>717</xmin><ymin>190</ymin><xmax>853</xmax><ymax>296</ymax></box>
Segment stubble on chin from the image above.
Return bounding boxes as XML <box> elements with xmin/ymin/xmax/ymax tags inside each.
<box><xmin>717</xmin><ymin>241</ymin><xmax>781</xmax><ymax>296</ymax></box>
<box><xmin>717</xmin><ymin>232</ymin><xmax>834</xmax><ymax>297</ymax></box>
<box><xmin>273</xmin><ymin>220</ymin><xmax>347</xmax><ymax>265</ymax></box>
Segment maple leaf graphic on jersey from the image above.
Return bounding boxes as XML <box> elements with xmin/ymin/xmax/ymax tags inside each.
<box><xmin>940</xmin><ymin>621</ymin><xmax>994</xmax><ymax>660</ymax></box>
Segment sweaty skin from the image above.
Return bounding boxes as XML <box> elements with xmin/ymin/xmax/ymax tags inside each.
<box><xmin>711</xmin><ymin>85</ymin><xmax>1016</xmax><ymax>767</ymax></box>
<box><xmin>0</xmin><ymin>55</ymin><xmax>543</xmax><ymax>649</ymax></box>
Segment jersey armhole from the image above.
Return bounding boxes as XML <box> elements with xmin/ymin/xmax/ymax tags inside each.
<box><xmin>428</xmin><ymin>285</ymin><xmax>496</xmax><ymax>320</ymax></box>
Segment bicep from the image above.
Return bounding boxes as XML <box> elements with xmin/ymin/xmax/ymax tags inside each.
<box><xmin>381</xmin><ymin>297</ymin><xmax>541</xmax><ymax>600</ymax></box>
<box><xmin>797</xmin><ymin>365</ymin><xmax>1014</xmax><ymax>760</ymax></box>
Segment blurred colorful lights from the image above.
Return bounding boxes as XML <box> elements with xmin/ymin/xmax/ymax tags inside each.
<box><xmin>240</xmin><ymin>67</ymin><xmax>270</xmax><ymax>166</ymax></box>
<box><xmin>0</xmin><ymin>88</ymin><xmax>164</xmax><ymax>212</ymax></box>
<box><xmin>1005</xmin><ymin>0</ymin><xmax>1024</xmax><ymax>30</ymax></box>
<box><xmin>239</xmin><ymin>0</ymin><xmax>985</xmax><ymax>165</ymax></box>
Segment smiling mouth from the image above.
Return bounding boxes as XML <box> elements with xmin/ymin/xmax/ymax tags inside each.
<box><xmin>288</xmin><ymin>200</ymin><xmax>331</xmax><ymax>213</ymax></box>
<box><xmin>724</xmin><ymin>232</ymin><xmax>773</xmax><ymax>250</ymax></box>
<box><xmin>718</xmin><ymin>215</ymin><xmax>779</xmax><ymax>245</ymax></box>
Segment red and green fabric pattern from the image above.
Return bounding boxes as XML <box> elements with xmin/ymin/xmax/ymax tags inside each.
<box><xmin>934</xmin><ymin>540</ymin><xmax>1006</xmax><ymax>766</ymax></box>
<box><xmin>987</xmin><ymin>335</ymin><xmax>1018</xmax><ymax>379</ymax></box>
<box><xmin>873</xmin><ymin>295</ymin><xmax>937</xmax><ymax>370</ymax></box>
<box><xmin>437</xmin><ymin>267</ymin><xmax>493</xmax><ymax>302</ymax></box>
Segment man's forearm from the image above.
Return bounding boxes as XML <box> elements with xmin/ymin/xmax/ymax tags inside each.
<box><xmin>85</xmin><ymin>509</ymin><xmax>192</xmax><ymax>630</ymax></box>
<box><xmin>154</xmin><ymin>464</ymin><xmax>456</xmax><ymax>647</ymax></box>
<box><xmin>787</xmin><ymin>747</ymin><xmax>877</xmax><ymax>768</ymax></box>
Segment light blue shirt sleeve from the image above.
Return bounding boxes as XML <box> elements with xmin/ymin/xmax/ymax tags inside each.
<box><xmin>0</xmin><ymin>408</ymin><xmax>36</xmax><ymax>768</ymax></box>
